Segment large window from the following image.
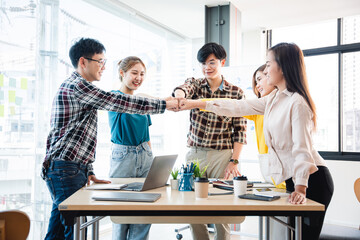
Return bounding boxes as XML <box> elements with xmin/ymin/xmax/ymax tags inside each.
<box><xmin>271</xmin><ymin>15</ymin><xmax>360</xmax><ymax>160</ymax></box>
<box><xmin>0</xmin><ymin>0</ymin><xmax>191</xmax><ymax>239</ymax></box>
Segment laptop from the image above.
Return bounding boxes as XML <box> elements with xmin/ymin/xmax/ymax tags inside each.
<box><xmin>92</xmin><ymin>192</ymin><xmax>161</xmax><ymax>202</ymax></box>
<box><xmin>122</xmin><ymin>154</ymin><xmax>178</xmax><ymax>191</ymax></box>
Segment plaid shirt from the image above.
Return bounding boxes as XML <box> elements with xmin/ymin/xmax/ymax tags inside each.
<box><xmin>43</xmin><ymin>71</ymin><xmax>166</xmax><ymax>176</ymax></box>
<box><xmin>174</xmin><ymin>76</ymin><xmax>247</xmax><ymax>149</ymax></box>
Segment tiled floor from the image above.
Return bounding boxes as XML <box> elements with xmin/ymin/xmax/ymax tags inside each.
<box><xmin>97</xmin><ymin>216</ymin><xmax>260</xmax><ymax>240</ymax></box>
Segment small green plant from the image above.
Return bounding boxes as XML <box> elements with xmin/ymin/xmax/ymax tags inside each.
<box><xmin>192</xmin><ymin>160</ymin><xmax>208</xmax><ymax>178</ymax></box>
<box><xmin>170</xmin><ymin>168</ymin><xmax>179</xmax><ymax>180</ymax></box>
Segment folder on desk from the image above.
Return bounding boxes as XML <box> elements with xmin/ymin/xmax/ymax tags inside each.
<box><xmin>92</xmin><ymin>192</ymin><xmax>161</xmax><ymax>202</ymax></box>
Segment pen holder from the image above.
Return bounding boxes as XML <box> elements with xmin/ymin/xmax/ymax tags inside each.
<box><xmin>178</xmin><ymin>173</ymin><xmax>194</xmax><ymax>191</ymax></box>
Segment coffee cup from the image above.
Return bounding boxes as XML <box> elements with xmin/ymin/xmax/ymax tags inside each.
<box><xmin>194</xmin><ymin>177</ymin><xmax>209</xmax><ymax>200</ymax></box>
<box><xmin>233</xmin><ymin>175</ymin><xmax>248</xmax><ymax>197</ymax></box>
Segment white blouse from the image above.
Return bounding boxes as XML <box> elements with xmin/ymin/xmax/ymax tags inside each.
<box><xmin>206</xmin><ymin>89</ymin><xmax>326</xmax><ymax>187</ymax></box>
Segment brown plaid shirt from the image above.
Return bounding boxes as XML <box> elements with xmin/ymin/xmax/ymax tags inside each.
<box><xmin>174</xmin><ymin>76</ymin><xmax>247</xmax><ymax>149</ymax></box>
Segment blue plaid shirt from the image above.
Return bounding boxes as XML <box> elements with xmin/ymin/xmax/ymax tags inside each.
<box><xmin>43</xmin><ymin>71</ymin><xmax>166</xmax><ymax>176</ymax></box>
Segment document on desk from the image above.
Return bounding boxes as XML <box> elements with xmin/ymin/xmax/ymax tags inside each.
<box><xmin>253</xmin><ymin>189</ymin><xmax>290</xmax><ymax>198</ymax></box>
<box><xmin>85</xmin><ymin>183</ymin><xmax>128</xmax><ymax>190</ymax></box>
<box><xmin>252</xmin><ymin>182</ymin><xmax>275</xmax><ymax>188</ymax></box>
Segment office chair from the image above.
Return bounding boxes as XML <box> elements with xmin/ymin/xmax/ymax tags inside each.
<box><xmin>354</xmin><ymin>177</ymin><xmax>360</xmax><ymax>203</ymax></box>
<box><xmin>0</xmin><ymin>210</ymin><xmax>30</xmax><ymax>240</ymax></box>
<box><xmin>174</xmin><ymin>219</ymin><xmax>246</xmax><ymax>239</ymax></box>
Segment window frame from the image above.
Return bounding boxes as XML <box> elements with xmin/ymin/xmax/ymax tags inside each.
<box><xmin>270</xmin><ymin>18</ymin><xmax>360</xmax><ymax>161</ymax></box>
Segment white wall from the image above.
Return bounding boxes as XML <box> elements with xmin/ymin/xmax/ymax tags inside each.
<box><xmin>240</xmin><ymin>29</ymin><xmax>267</xmax><ymax>66</ymax></box>
<box><xmin>191</xmin><ymin>38</ymin><xmax>204</xmax><ymax>78</ymax></box>
<box><xmin>324</xmin><ymin>160</ymin><xmax>360</xmax><ymax>228</ymax></box>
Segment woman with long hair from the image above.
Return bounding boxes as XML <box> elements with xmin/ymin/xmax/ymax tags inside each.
<box><xmin>181</xmin><ymin>42</ymin><xmax>334</xmax><ymax>239</ymax></box>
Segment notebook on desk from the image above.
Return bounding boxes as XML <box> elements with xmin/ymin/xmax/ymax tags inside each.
<box><xmin>92</xmin><ymin>192</ymin><xmax>161</xmax><ymax>202</ymax></box>
<box><xmin>211</xmin><ymin>180</ymin><xmax>254</xmax><ymax>191</ymax></box>
<box><xmin>122</xmin><ymin>154</ymin><xmax>178</xmax><ymax>192</ymax></box>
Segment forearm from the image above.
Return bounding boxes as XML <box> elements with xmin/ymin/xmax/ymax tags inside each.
<box><xmin>232</xmin><ymin>142</ymin><xmax>243</xmax><ymax>160</ymax></box>
<box><xmin>295</xmin><ymin>184</ymin><xmax>307</xmax><ymax>194</ymax></box>
<box><xmin>75</xmin><ymin>80</ymin><xmax>166</xmax><ymax>115</ymax></box>
<box><xmin>205</xmin><ymin>98</ymin><xmax>265</xmax><ymax>117</ymax></box>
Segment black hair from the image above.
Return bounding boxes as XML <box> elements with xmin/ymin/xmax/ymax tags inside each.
<box><xmin>197</xmin><ymin>42</ymin><xmax>227</xmax><ymax>63</ymax></box>
<box><xmin>69</xmin><ymin>38</ymin><xmax>106</xmax><ymax>68</ymax></box>
<box><xmin>269</xmin><ymin>42</ymin><xmax>317</xmax><ymax>128</ymax></box>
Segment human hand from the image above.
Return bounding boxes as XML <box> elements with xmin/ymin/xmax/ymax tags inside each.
<box><xmin>179</xmin><ymin>99</ymin><xmax>206</xmax><ymax>111</ymax></box>
<box><xmin>166</xmin><ymin>98</ymin><xmax>179</xmax><ymax>112</ymax></box>
<box><xmin>288</xmin><ymin>185</ymin><xmax>307</xmax><ymax>204</ymax></box>
<box><xmin>223</xmin><ymin>162</ymin><xmax>241</xmax><ymax>180</ymax></box>
<box><xmin>87</xmin><ymin>175</ymin><xmax>111</xmax><ymax>185</ymax></box>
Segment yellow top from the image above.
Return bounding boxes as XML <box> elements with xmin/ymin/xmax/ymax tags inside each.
<box><xmin>244</xmin><ymin>115</ymin><xmax>268</xmax><ymax>154</ymax></box>
<box><xmin>244</xmin><ymin>115</ymin><xmax>286</xmax><ymax>189</ymax></box>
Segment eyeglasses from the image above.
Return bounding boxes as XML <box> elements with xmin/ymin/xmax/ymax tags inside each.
<box><xmin>84</xmin><ymin>57</ymin><xmax>107</xmax><ymax>67</ymax></box>
<box><xmin>200</xmin><ymin>60</ymin><xmax>220</xmax><ymax>69</ymax></box>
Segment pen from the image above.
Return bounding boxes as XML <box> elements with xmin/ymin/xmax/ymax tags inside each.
<box><xmin>208</xmin><ymin>192</ymin><xmax>234</xmax><ymax>196</ymax></box>
<box><xmin>220</xmin><ymin>180</ymin><xmax>230</xmax><ymax>185</ymax></box>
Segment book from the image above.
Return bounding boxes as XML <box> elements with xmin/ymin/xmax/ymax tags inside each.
<box><xmin>211</xmin><ymin>180</ymin><xmax>254</xmax><ymax>191</ymax></box>
<box><xmin>85</xmin><ymin>183</ymin><xmax>128</xmax><ymax>190</ymax></box>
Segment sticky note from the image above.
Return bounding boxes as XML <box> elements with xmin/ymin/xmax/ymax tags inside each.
<box><xmin>10</xmin><ymin>106</ymin><xmax>15</xmax><ymax>115</ymax></box>
<box><xmin>9</xmin><ymin>78</ymin><xmax>16</xmax><ymax>87</ymax></box>
<box><xmin>8</xmin><ymin>90</ymin><xmax>16</xmax><ymax>102</ymax></box>
<box><xmin>0</xmin><ymin>91</ymin><xmax>4</xmax><ymax>100</ymax></box>
<box><xmin>15</xmin><ymin>96</ymin><xmax>23</xmax><ymax>105</ymax></box>
<box><xmin>0</xmin><ymin>105</ymin><xmax>4</xmax><ymax>117</ymax></box>
<box><xmin>21</xmin><ymin>78</ymin><xmax>28</xmax><ymax>89</ymax></box>
<box><xmin>0</xmin><ymin>74</ymin><xmax>3</xmax><ymax>87</ymax></box>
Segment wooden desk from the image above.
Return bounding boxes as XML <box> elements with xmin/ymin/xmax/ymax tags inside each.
<box><xmin>59</xmin><ymin>178</ymin><xmax>324</xmax><ymax>240</ymax></box>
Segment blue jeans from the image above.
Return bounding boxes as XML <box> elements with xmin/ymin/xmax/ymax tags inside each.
<box><xmin>109</xmin><ymin>142</ymin><xmax>153</xmax><ymax>240</ymax></box>
<box><xmin>44</xmin><ymin>160</ymin><xmax>88</xmax><ymax>240</ymax></box>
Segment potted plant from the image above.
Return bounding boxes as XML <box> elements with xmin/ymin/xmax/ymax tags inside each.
<box><xmin>170</xmin><ymin>168</ymin><xmax>179</xmax><ymax>190</ymax></box>
<box><xmin>192</xmin><ymin>160</ymin><xmax>208</xmax><ymax>179</ymax></box>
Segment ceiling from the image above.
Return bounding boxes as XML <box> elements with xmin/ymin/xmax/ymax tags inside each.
<box><xmin>116</xmin><ymin>0</ymin><xmax>360</xmax><ymax>39</ymax></box>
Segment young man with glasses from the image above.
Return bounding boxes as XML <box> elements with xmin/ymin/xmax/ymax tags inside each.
<box><xmin>42</xmin><ymin>38</ymin><xmax>178</xmax><ymax>240</ymax></box>
<box><xmin>173</xmin><ymin>42</ymin><xmax>247</xmax><ymax>240</ymax></box>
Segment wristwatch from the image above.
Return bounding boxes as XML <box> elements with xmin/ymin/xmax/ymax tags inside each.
<box><xmin>229</xmin><ymin>159</ymin><xmax>239</xmax><ymax>165</ymax></box>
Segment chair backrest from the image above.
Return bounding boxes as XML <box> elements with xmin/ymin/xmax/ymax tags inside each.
<box><xmin>355</xmin><ymin>178</ymin><xmax>360</xmax><ymax>203</ymax></box>
<box><xmin>0</xmin><ymin>210</ymin><xmax>30</xmax><ymax>240</ymax></box>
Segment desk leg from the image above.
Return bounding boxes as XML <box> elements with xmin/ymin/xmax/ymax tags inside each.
<box><xmin>74</xmin><ymin>217</ymin><xmax>81</xmax><ymax>240</ymax></box>
<box><xmin>92</xmin><ymin>216</ymin><xmax>99</xmax><ymax>240</ymax></box>
<box><xmin>295</xmin><ymin>216</ymin><xmax>302</xmax><ymax>240</ymax></box>
<box><xmin>265</xmin><ymin>216</ymin><xmax>270</xmax><ymax>240</ymax></box>
<box><xmin>80</xmin><ymin>216</ymin><xmax>86</xmax><ymax>240</ymax></box>
<box><xmin>259</xmin><ymin>216</ymin><xmax>263</xmax><ymax>240</ymax></box>
<box><xmin>286</xmin><ymin>217</ymin><xmax>291</xmax><ymax>240</ymax></box>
